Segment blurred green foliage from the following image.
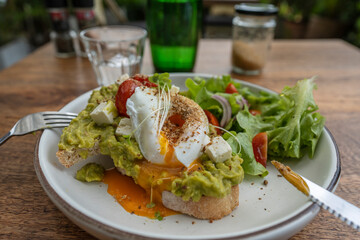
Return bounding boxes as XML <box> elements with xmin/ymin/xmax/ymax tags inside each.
<box><xmin>275</xmin><ymin>0</ymin><xmax>314</xmax><ymax>23</ymax></box>
<box><xmin>1</xmin><ymin>0</ymin><xmax>359</xmax><ymax>48</ymax></box>
<box><xmin>346</xmin><ymin>1</ymin><xmax>360</xmax><ymax>47</ymax></box>
<box><xmin>115</xmin><ymin>0</ymin><xmax>146</xmax><ymax>21</ymax></box>
<box><xmin>263</xmin><ymin>0</ymin><xmax>360</xmax><ymax>47</ymax></box>
<box><xmin>0</xmin><ymin>0</ymin><xmax>49</xmax><ymax>46</ymax></box>
<box><xmin>312</xmin><ymin>0</ymin><xmax>358</xmax><ymax>23</ymax></box>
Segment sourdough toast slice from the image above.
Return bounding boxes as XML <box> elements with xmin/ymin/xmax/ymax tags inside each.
<box><xmin>56</xmin><ymin>142</ymin><xmax>100</xmax><ymax>168</ymax></box>
<box><xmin>162</xmin><ymin>185</ymin><xmax>239</xmax><ymax>220</ymax></box>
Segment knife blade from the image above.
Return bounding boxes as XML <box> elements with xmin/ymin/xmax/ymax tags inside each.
<box><xmin>303</xmin><ymin>176</ymin><xmax>360</xmax><ymax>231</ymax></box>
<box><xmin>271</xmin><ymin>160</ymin><xmax>360</xmax><ymax>231</ymax></box>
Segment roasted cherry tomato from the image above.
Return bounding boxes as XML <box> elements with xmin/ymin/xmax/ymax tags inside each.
<box><xmin>204</xmin><ymin>110</ymin><xmax>221</xmax><ymax>135</ymax></box>
<box><xmin>141</xmin><ymin>81</ymin><xmax>158</xmax><ymax>88</ymax></box>
<box><xmin>225</xmin><ymin>83</ymin><xmax>239</xmax><ymax>94</ymax></box>
<box><xmin>115</xmin><ymin>79</ymin><xmax>142</xmax><ymax>117</ymax></box>
<box><xmin>249</xmin><ymin>109</ymin><xmax>261</xmax><ymax>116</ymax></box>
<box><xmin>132</xmin><ymin>74</ymin><xmax>149</xmax><ymax>82</ymax></box>
<box><xmin>132</xmin><ymin>74</ymin><xmax>158</xmax><ymax>88</ymax></box>
<box><xmin>168</xmin><ymin>114</ymin><xmax>185</xmax><ymax>128</ymax></box>
<box><xmin>252</xmin><ymin>132</ymin><xmax>268</xmax><ymax>168</ymax></box>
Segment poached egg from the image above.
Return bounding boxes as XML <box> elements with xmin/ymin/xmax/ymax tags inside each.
<box><xmin>126</xmin><ymin>86</ymin><xmax>209</xmax><ymax>167</ymax></box>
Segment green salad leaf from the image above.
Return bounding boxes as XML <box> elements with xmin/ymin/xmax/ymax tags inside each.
<box><xmin>266</xmin><ymin>78</ymin><xmax>325</xmax><ymax>158</ymax></box>
<box><xmin>185</xmin><ymin>75</ymin><xmax>325</xmax><ymax>177</ymax></box>
<box><xmin>235</xmin><ymin>106</ymin><xmax>273</xmax><ymax>139</ymax></box>
<box><xmin>185</xmin><ymin>76</ymin><xmax>242</xmax><ymax>119</ymax></box>
<box><xmin>226</xmin><ymin>133</ymin><xmax>268</xmax><ymax>177</ymax></box>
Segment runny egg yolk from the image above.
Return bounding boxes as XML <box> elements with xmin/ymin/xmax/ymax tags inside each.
<box><xmin>158</xmin><ymin>132</ymin><xmax>184</xmax><ymax>168</ymax></box>
<box><xmin>103</xmin><ymin>159</ymin><xmax>203</xmax><ymax>219</ymax></box>
<box><xmin>103</xmin><ymin>169</ymin><xmax>178</xmax><ymax>219</ymax></box>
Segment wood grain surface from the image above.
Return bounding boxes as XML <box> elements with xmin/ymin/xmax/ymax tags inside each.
<box><xmin>0</xmin><ymin>39</ymin><xmax>359</xmax><ymax>239</ymax></box>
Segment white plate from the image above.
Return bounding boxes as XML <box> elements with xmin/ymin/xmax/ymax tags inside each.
<box><xmin>35</xmin><ymin>73</ymin><xmax>340</xmax><ymax>240</ymax></box>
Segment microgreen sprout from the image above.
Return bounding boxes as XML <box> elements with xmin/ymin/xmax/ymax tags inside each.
<box><xmin>156</xmin><ymin>84</ymin><xmax>171</xmax><ymax>135</ymax></box>
<box><xmin>146</xmin><ymin>202</ymin><xmax>155</xmax><ymax>209</ymax></box>
<box><xmin>122</xmin><ymin>134</ymin><xmax>132</xmax><ymax>145</ymax></box>
<box><xmin>155</xmin><ymin>211</ymin><xmax>163</xmax><ymax>221</ymax></box>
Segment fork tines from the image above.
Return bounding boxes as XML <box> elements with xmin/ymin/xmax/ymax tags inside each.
<box><xmin>42</xmin><ymin>112</ymin><xmax>77</xmax><ymax>128</ymax></box>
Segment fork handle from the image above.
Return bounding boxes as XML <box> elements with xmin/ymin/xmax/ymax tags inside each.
<box><xmin>0</xmin><ymin>131</ymin><xmax>12</xmax><ymax>146</ymax></box>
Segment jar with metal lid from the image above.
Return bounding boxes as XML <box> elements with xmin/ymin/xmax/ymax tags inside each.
<box><xmin>232</xmin><ymin>3</ymin><xmax>278</xmax><ymax>75</ymax></box>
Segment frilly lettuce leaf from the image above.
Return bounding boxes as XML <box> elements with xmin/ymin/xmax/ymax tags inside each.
<box><xmin>267</xmin><ymin>77</ymin><xmax>325</xmax><ymax>158</ymax></box>
<box><xmin>236</xmin><ymin>105</ymin><xmax>273</xmax><ymax>139</ymax></box>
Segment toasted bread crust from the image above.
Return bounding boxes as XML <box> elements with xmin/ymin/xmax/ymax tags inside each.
<box><xmin>56</xmin><ymin>142</ymin><xmax>100</xmax><ymax>168</ymax></box>
<box><xmin>162</xmin><ymin>185</ymin><xmax>239</xmax><ymax>220</ymax></box>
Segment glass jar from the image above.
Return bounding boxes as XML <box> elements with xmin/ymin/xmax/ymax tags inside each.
<box><xmin>232</xmin><ymin>4</ymin><xmax>278</xmax><ymax>75</ymax></box>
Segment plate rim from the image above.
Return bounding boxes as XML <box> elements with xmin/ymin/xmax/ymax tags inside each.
<box><xmin>34</xmin><ymin>73</ymin><xmax>341</xmax><ymax>239</ymax></box>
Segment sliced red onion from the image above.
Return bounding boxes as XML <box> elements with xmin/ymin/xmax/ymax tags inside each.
<box><xmin>212</xmin><ymin>95</ymin><xmax>232</xmax><ymax>127</ymax></box>
<box><xmin>236</xmin><ymin>99</ymin><xmax>244</xmax><ymax>109</ymax></box>
<box><xmin>236</xmin><ymin>97</ymin><xmax>249</xmax><ymax>109</ymax></box>
<box><xmin>241</xmin><ymin>97</ymin><xmax>249</xmax><ymax>107</ymax></box>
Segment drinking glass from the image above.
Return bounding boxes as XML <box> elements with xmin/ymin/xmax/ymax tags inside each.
<box><xmin>80</xmin><ymin>26</ymin><xmax>147</xmax><ymax>86</ymax></box>
<box><xmin>146</xmin><ymin>0</ymin><xmax>202</xmax><ymax>72</ymax></box>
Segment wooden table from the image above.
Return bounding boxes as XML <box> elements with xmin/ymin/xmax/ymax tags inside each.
<box><xmin>0</xmin><ymin>39</ymin><xmax>359</xmax><ymax>239</ymax></box>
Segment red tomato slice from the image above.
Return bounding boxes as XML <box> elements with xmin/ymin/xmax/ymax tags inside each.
<box><xmin>249</xmin><ymin>109</ymin><xmax>261</xmax><ymax>116</ymax></box>
<box><xmin>252</xmin><ymin>132</ymin><xmax>268</xmax><ymax>168</ymax></box>
<box><xmin>115</xmin><ymin>80</ymin><xmax>142</xmax><ymax>117</ymax></box>
<box><xmin>132</xmin><ymin>74</ymin><xmax>158</xmax><ymax>88</ymax></box>
<box><xmin>204</xmin><ymin>110</ymin><xmax>221</xmax><ymax>135</ymax></box>
<box><xmin>141</xmin><ymin>81</ymin><xmax>158</xmax><ymax>88</ymax></box>
<box><xmin>132</xmin><ymin>74</ymin><xmax>149</xmax><ymax>82</ymax></box>
<box><xmin>168</xmin><ymin>114</ymin><xmax>185</xmax><ymax>128</ymax></box>
<box><xmin>225</xmin><ymin>83</ymin><xmax>238</xmax><ymax>94</ymax></box>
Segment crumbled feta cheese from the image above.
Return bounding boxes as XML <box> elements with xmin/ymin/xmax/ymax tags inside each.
<box><xmin>170</xmin><ymin>85</ymin><xmax>180</xmax><ymax>94</ymax></box>
<box><xmin>205</xmin><ymin>136</ymin><xmax>232</xmax><ymax>162</ymax></box>
<box><xmin>115</xmin><ymin>118</ymin><xmax>133</xmax><ymax>136</ymax></box>
<box><xmin>202</xmin><ymin>135</ymin><xmax>211</xmax><ymax>149</ymax></box>
<box><xmin>116</xmin><ymin>74</ymin><xmax>130</xmax><ymax>85</ymax></box>
<box><xmin>90</xmin><ymin>101</ymin><xmax>118</xmax><ymax>125</ymax></box>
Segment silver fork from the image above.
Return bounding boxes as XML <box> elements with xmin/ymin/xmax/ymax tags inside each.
<box><xmin>0</xmin><ymin>111</ymin><xmax>77</xmax><ymax>146</ymax></box>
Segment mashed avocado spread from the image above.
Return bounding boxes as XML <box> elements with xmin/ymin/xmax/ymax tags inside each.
<box><xmin>59</xmin><ymin>84</ymin><xmax>244</xmax><ymax>201</ymax></box>
<box><xmin>76</xmin><ymin>163</ymin><xmax>105</xmax><ymax>182</ymax></box>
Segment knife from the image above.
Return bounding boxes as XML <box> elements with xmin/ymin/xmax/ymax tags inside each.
<box><xmin>272</xmin><ymin>160</ymin><xmax>360</xmax><ymax>231</ymax></box>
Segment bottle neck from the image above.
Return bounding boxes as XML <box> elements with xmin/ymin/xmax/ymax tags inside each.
<box><xmin>48</xmin><ymin>8</ymin><xmax>71</xmax><ymax>33</ymax></box>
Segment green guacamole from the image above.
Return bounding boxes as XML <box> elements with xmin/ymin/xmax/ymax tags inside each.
<box><xmin>76</xmin><ymin>163</ymin><xmax>105</xmax><ymax>182</ymax></box>
<box><xmin>172</xmin><ymin>155</ymin><xmax>244</xmax><ymax>201</ymax></box>
<box><xmin>59</xmin><ymin>84</ymin><xmax>244</xmax><ymax>201</ymax></box>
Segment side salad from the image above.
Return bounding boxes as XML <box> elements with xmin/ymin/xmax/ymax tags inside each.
<box><xmin>152</xmin><ymin>73</ymin><xmax>325</xmax><ymax>177</ymax></box>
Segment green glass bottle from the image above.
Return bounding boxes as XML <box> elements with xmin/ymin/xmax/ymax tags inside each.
<box><xmin>146</xmin><ymin>0</ymin><xmax>202</xmax><ymax>72</ymax></box>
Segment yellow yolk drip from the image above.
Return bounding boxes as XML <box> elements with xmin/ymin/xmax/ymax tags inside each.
<box><xmin>103</xmin><ymin>169</ymin><xmax>178</xmax><ymax>219</ymax></box>
<box><xmin>102</xmin><ymin>134</ymin><xmax>205</xmax><ymax>219</ymax></box>
<box><xmin>102</xmin><ymin>158</ymin><xmax>204</xmax><ymax>219</ymax></box>
<box><xmin>158</xmin><ymin>133</ymin><xmax>184</xmax><ymax>168</ymax></box>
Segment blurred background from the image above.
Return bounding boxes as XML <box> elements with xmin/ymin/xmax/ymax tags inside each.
<box><xmin>0</xmin><ymin>0</ymin><xmax>359</xmax><ymax>70</ymax></box>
